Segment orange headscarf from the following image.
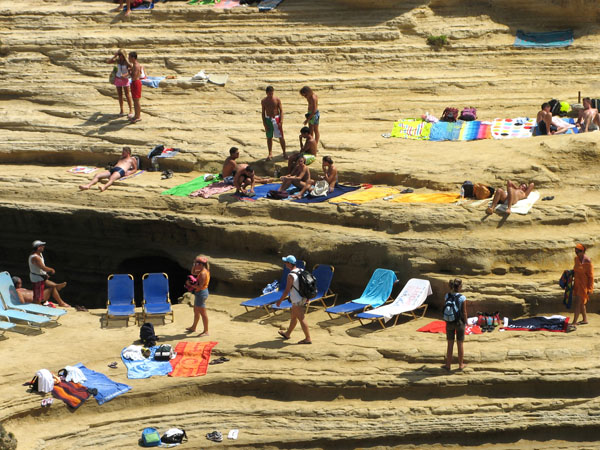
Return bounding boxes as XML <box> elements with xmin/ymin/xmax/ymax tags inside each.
<box><xmin>575</xmin><ymin>243</ymin><xmax>586</xmax><ymax>252</ymax></box>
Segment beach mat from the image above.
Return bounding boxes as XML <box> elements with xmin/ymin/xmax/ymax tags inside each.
<box><xmin>329</xmin><ymin>186</ymin><xmax>399</xmax><ymax>205</ymax></box>
<box><xmin>294</xmin><ymin>184</ymin><xmax>359</xmax><ymax>204</ymax></box>
<box><xmin>458</xmin><ymin>121</ymin><xmax>492</xmax><ymax>141</ymax></box>
<box><xmin>514</xmin><ymin>30</ymin><xmax>573</xmax><ymax>48</ymax></box>
<box><xmin>390</xmin><ymin>119</ymin><xmax>432</xmax><ymax>140</ymax></box>
<box><xmin>161</xmin><ymin>174</ymin><xmax>221</xmax><ymax>196</ymax></box>
<box><xmin>114</xmin><ymin>169</ymin><xmax>145</xmax><ymax>182</ymax></box>
<box><xmin>189</xmin><ymin>181</ymin><xmax>235</xmax><ymax>198</ymax></box>
<box><xmin>502</xmin><ymin>316</ymin><xmax>569</xmax><ymax>332</ymax></box>
<box><xmin>125</xmin><ymin>0</ymin><xmax>155</xmax><ymax>11</ymax></box>
<box><xmin>258</xmin><ymin>0</ymin><xmax>284</xmax><ymax>11</ymax></box>
<box><xmin>169</xmin><ymin>341</ymin><xmax>218</xmax><ymax>377</ymax></box>
<box><xmin>215</xmin><ymin>0</ymin><xmax>240</xmax><ymax>8</ymax></box>
<box><xmin>121</xmin><ymin>346</ymin><xmax>174</xmax><ymax>379</ymax></box>
<box><xmin>52</xmin><ymin>381</ymin><xmax>90</xmax><ymax>410</ymax></box>
<box><xmin>390</xmin><ymin>192</ymin><xmax>461</xmax><ymax>204</ymax></box>
<box><xmin>492</xmin><ymin>191</ymin><xmax>540</xmax><ymax>215</ymax></box>
<box><xmin>235</xmin><ymin>182</ymin><xmax>281</xmax><ymax>201</ymax></box>
<box><xmin>417</xmin><ymin>320</ymin><xmax>482</xmax><ymax>335</ymax></box>
<box><xmin>491</xmin><ymin>118</ymin><xmax>535</xmax><ymax>139</ymax></box>
<box><xmin>75</xmin><ymin>363</ymin><xmax>132</xmax><ymax>405</ymax></box>
<box><xmin>68</xmin><ymin>166</ymin><xmax>98</xmax><ymax>175</ymax></box>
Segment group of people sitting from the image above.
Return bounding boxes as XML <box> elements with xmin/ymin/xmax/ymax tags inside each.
<box><xmin>537</xmin><ymin>97</ymin><xmax>600</xmax><ymax>135</ymax></box>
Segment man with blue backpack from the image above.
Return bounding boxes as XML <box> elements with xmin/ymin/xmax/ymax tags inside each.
<box><xmin>443</xmin><ymin>278</ymin><xmax>468</xmax><ymax>371</ymax></box>
<box><xmin>275</xmin><ymin>255</ymin><xmax>315</xmax><ymax>344</ymax></box>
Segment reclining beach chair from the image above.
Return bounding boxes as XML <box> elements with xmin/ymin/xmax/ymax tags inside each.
<box><xmin>241</xmin><ymin>260</ymin><xmax>305</xmax><ymax>313</ymax></box>
<box><xmin>141</xmin><ymin>272</ymin><xmax>173</xmax><ymax>324</ymax></box>
<box><xmin>0</xmin><ymin>320</ymin><xmax>15</xmax><ymax>336</ymax></box>
<box><xmin>106</xmin><ymin>274</ymin><xmax>136</xmax><ymax>326</ymax></box>
<box><xmin>325</xmin><ymin>268</ymin><xmax>398</xmax><ymax>321</ymax></box>
<box><xmin>0</xmin><ymin>271</ymin><xmax>67</xmax><ymax>321</ymax></box>
<box><xmin>271</xmin><ymin>264</ymin><xmax>337</xmax><ymax>313</ymax></box>
<box><xmin>356</xmin><ymin>278</ymin><xmax>432</xmax><ymax>329</ymax></box>
<box><xmin>0</xmin><ymin>283</ymin><xmax>51</xmax><ymax>331</ymax></box>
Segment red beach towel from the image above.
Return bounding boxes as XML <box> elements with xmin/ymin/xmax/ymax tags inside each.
<box><xmin>417</xmin><ymin>320</ymin><xmax>482</xmax><ymax>335</ymax></box>
<box><xmin>169</xmin><ymin>341</ymin><xmax>218</xmax><ymax>377</ymax></box>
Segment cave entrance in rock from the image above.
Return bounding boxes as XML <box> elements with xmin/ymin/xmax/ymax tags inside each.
<box><xmin>116</xmin><ymin>255</ymin><xmax>189</xmax><ymax>306</ymax></box>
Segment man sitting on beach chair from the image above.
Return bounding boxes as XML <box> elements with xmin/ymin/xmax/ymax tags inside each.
<box><xmin>12</xmin><ymin>276</ymin><xmax>69</xmax><ymax>308</ymax></box>
<box><xmin>79</xmin><ymin>146</ymin><xmax>138</xmax><ymax>192</ymax></box>
<box><xmin>486</xmin><ymin>180</ymin><xmax>534</xmax><ymax>215</ymax></box>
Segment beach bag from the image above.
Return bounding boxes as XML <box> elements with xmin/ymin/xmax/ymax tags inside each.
<box><xmin>461</xmin><ymin>181</ymin><xmax>474</xmax><ymax>198</ymax></box>
<box><xmin>294</xmin><ymin>269</ymin><xmax>318</xmax><ymax>300</ymax></box>
<box><xmin>473</xmin><ymin>183</ymin><xmax>492</xmax><ymax>200</ymax></box>
<box><xmin>154</xmin><ymin>344</ymin><xmax>173</xmax><ymax>361</ymax></box>
<box><xmin>109</xmin><ymin>66</ymin><xmax>117</xmax><ymax>84</ymax></box>
<box><xmin>440</xmin><ymin>107</ymin><xmax>459</xmax><ymax>122</ymax></box>
<box><xmin>140</xmin><ymin>323</ymin><xmax>158</xmax><ymax>347</ymax></box>
<box><xmin>140</xmin><ymin>428</ymin><xmax>161</xmax><ymax>447</ymax></box>
<box><xmin>459</xmin><ymin>107</ymin><xmax>477</xmax><ymax>121</ymax></box>
<box><xmin>161</xmin><ymin>428</ymin><xmax>188</xmax><ymax>445</ymax></box>
<box><xmin>267</xmin><ymin>190</ymin><xmax>288</xmax><ymax>200</ymax></box>
<box><xmin>443</xmin><ymin>293</ymin><xmax>462</xmax><ymax>323</ymax></box>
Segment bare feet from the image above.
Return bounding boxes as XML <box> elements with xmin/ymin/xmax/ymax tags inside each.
<box><xmin>266</xmin><ymin>154</ymin><xmax>273</xmax><ymax>161</ymax></box>
<box><xmin>57</xmin><ymin>282</ymin><xmax>67</xmax><ymax>289</ymax></box>
<box><xmin>485</xmin><ymin>207</ymin><xmax>493</xmax><ymax>215</ymax></box>
<box><xmin>99</xmin><ymin>185</ymin><xmax>107</xmax><ymax>192</ymax></box>
<box><xmin>458</xmin><ymin>364</ymin><xmax>466</xmax><ymax>370</ymax></box>
<box><xmin>58</xmin><ymin>302</ymin><xmax>71</xmax><ymax>308</ymax></box>
<box><xmin>198</xmin><ymin>332</ymin><xmax>209</xmax><ymax>337</ymax></box>
<box><xmin>124</xmin><ymin>9</ymin><xmax>131</xmax><ymax>16</ymax></box>
<box><xmin>79</xmin><ymin>185</ymin><xmax>90</xmax><ymax>191</ymax></box>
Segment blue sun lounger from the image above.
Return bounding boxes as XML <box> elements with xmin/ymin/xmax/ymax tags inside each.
<box><xmin>241</xmin><ymin>260</ymin><xmax>305</xmax><ymax>313</ymax></box>
<box><xmin>106</xmin><ymin>274</ymin><xmax>136</xmax><ymax>326</ymax></box>
<box><xmin>271</xmin><ymin>264</ymin><xmax>337</xmax><ymax>312</ymax></box>
<box><xmin>141</xmin><ymin>272</ymin><xmax>173</xmax><ymax>324</ymax></box>
<box><xmin>325</xmin><ymin>268</ymin><xmax>398</xmax><ymax>321</ymax></box>
<box><xmin>0</xmin><ymin>271</ymin><xmax>67</xmax><ymax>321</ymax></box>
<box><xmin>0</xmin><ymin>283</ymin><xmax>51</xmax><ymax>330</ymax></box>
<box><xmin>0</xmin><ymin>320</ymin><xmax>15</xmax><ymax>336</ymax></box>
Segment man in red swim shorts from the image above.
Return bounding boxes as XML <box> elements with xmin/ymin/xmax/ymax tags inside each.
<box><xmin>128</xmin><ymin>51</ymin><xmax>142</xmax><ymax>123</ymax></box>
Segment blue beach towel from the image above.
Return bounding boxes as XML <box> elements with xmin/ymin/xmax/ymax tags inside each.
<box><xmin>514</xmin><ymin>30</ymin><xmax>573</xmax><ymax>48</ymax></box>
<box><xmin>294</xmin><ymin>184</ymin><xmax>359</xmax><ymax>204</ymax></box>
<box><xmin>125</xmin><ymin>0</ymin><xmax>155</xmax><ymax>11</ymax></box>
<box><xmin>258</xmin><ymin>0</ymin><xmax>284</xmax><ymax>11</ymax></box>
<box><xmin>75</xmin><ymin>363</ymin><xmax>132</xmax><ymax>405</ymax></box>
<box><xmin>141</xmin><ymin>76</ymin><xmax>165</xmax><ymax>88</ymax></box>
<box><xmin>352</xmin><ymin>269</ymin><xmax>398</xmax><ymax>308</ymax></box>
<box><xmin>428</xmin><ymin>122</ymin><xmax>449</xmax><ymax>141</ymax></box>
<box><xmin>121</xmin><ymin>346</ymin><xmax>173</xmax><ymax>379</ymax></box>
<box><xmin>235</xmin><ymin>182</ymin><xmax>280</xmax><ymax>200</ymax></box>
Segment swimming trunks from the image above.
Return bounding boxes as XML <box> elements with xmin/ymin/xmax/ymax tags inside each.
<box><xmin>110</xmin><ymin>167</ymin><xmax>125</xmax><ymax>178</ymax></box>
<box><xmin>305</xmin><ymin>110</ymin><xmax>320</xmax><ymax>125</ymax></box>
<box><xmin>131</xmin><ymin>79</ymin><xmax>142</xmax><ymax>99</ymax></box>
<box><xmin>265</xmin><ymin>116</ymin><xmax>282</xmax><ymax>139</ymax></box>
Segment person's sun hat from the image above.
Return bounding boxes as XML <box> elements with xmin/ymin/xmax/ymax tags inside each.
<box><xmin>32</xmin><ymin>240</ymin><xmax>46</xmax><ymax>249</ymax></box>
<box><xmin>282</xmin><ymin>255</ymin><xmax>297</xmax><ymax>265</ymax></box>
<box><xmin>311</xmin><ymin>180</ymin><xmax>329</xmax><ymax>197</ymax></box>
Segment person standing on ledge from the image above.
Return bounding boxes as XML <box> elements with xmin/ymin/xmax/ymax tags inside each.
<box><xmin>444</xmin><ymin>278</ymin><xmax>467</xmax><ymax>371</ymax></box>
<box><xmin>261</xmin><ymin>86</ymin><xmax>286</xmax><ymax>160</ymax></box>
<box><xmin>276</xmin><ymin>255</ymin><xmax>312</xmax><ymax>344</ymax></box>
<box><xmin>186</xmin><ymin>255</ymin><xmax>211</xmax><ymax>337</ymax></box>
<box><xmin>300</xmin><ymin>86</ymin><xmax>320</xmax><ymax>145</ymax></box>
<box><xmin>128</xmin><ymin>51</ymin><xmax>142</xmax><ymax>123</ymax></box>
<box><xmin>572</xmin><ymin>243</ymin><xmax>594</xmax><ymax>326</ymax></box>
<box><xmin>107</xmin><ymin>49</ymin><xmax>133</xmax><ymax>117</ymax></box>
<box><xmin>29</xmin><ymin>240</ymin><xmax>68</xmax><ymax>306</ymax></box>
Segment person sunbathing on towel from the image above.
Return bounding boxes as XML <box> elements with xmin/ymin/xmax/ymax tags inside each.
<box><xmin>290</xmin><ymin>155</ymin><xmax>337</xmax><ymax>199</ymax></box>
<box><xmin>576</xmin><ymin>97</ymin><xmax>600</xmax><ymax>132</ymax></box>
<box><xmin>12</xmin><ymin>276</ymin><xmax>70</xmax><ymax>308</ymax></box>
<box><xmin>222</xmin><ymin>147</ymin><xmax>239</xmax><ymax>183</ymax></box>
<box><xmin>79</xmin><ymin>146</ymin><xmax>138</xmax><ymax>192</ymax></box>
<box><xmin>536</xmin><ymin>103</ymin><xmax>568</xmax><ymax>135</ymax></box>
<box><xmin>280</xmin><ymin>155</ymin><xmax>311</xmax><ymax>194</ymax></box>
<box><xmin>486</xmin><ymin>180</ymin><xmax>534</xmax><ymax>215</ymax></box>
<box><xmin>234</xmin><ymin>165</ymin><xmax>256</xmax><ymax>196</ymax></box>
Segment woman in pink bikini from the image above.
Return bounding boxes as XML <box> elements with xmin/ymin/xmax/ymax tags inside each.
<box><xmin>107</xmin><ymin>49</ymin><xmax>133</xmax><ymax>117</ymax></box>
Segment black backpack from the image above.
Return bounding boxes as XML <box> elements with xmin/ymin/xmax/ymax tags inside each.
<box><xmin>161</xmin><ymin>428</ymin><xmax>188</xmax><ymax>444</ymax></box>
<box><xmin>443</xmin><ymin>293</ymin><xmax>462</xmax><ymax>323</ymax></box>
<box><xmin>140</xmin><ymin>322</ymin><xmax>158</xmax><ymax>347</ymax></box>
<box><xmin>294</xmin><ymin>269</ymin><xmax>318</xmax><ymax>300</ymax></box>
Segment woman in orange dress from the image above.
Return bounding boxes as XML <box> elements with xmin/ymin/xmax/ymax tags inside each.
<box><xmin>572</xmin><ymin>243</ymin><xmax>594</xmax><ymax>326</ymax></box>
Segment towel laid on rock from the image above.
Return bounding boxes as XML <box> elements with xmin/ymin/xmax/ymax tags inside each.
<box><xmin>190</xmin><ymin>182</ymin><xmax>235</xmax><ymax>198</ymax></box>
<box><xmin>169</xmin><ymin>341</ymin><xmax>217</xmax><ymax>377</ymax></box>
<box><xmin>329</xmin><ymin>186</ymin><xmax>399</xmax><ymax>205</ymax></box>
<box><xmin>492</xmin><ymin>191</ymin><xmax>540</xmax><ymax>215</ymax></box>
<box><xmin>391</xmin><ymin>192</ymin><xmax>461</xmax><ymax>204</ymax></box>
<box><xmin>121</xmin><ymin>346</ymin><xmax>174</xmax><ymax>379</ymax></box>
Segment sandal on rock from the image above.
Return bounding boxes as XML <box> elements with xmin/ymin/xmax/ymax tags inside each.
<box><xmin>297</xmin><ymin>339</ymin><xmax>312</xmax><ymax>345</ymax></box>
<box><xmin>108</xmin><ymin>362</ymin><xmax>118</xmax><ymax>369</ymax></box>
<box><xmin>278</xmin><ymin>330</ymin><xmax>289</xmax><ymax>340</ymax></box>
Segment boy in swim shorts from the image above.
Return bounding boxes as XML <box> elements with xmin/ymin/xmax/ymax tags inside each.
<box><xmin>300</xmin><ymin>86</ymin><xmax>320</xmax><ymax>145</ymax></box>
<box><xmin>128</xmin><ymin>51</ymin><xmax>142</xmax><ymax>123</ymax></box>
<box><xmin>261</xmin><ymin>86</ymin><xmax>286</xmax><ymax>160</ymax></box>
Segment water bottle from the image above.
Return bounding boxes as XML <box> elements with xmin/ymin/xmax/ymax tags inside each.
<box><xmin>151</xmin><ymin>156</ymin><xmax>159</xmax><ymax>172</ymax></box>
<box><xmin>460</xmin><ymin>186</ymin><xmax>465</xmax><ymax>198</ymax></box>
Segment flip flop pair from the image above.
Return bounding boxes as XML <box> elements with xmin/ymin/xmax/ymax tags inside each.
<box><xmin>108</xmin><ymin>362</ymin><xmax>118</xmax><ymax>369</ymax></box>
<box><xmin>209</xmin><ymin>356</ymin><xmax>230</xmax><ymax>365</ymax></box>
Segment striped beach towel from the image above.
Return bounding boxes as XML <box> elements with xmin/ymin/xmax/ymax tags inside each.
<box><xmin>458</xmin><ymin>121</ymin><xmax>492</xmax><ymax>141</ymax></box>
<box><xmin>169</xmin><ymin>341</ymin><xmax>218</xmax><ymax>377</ymax></box>
<box><xmin>52</xmin><ymin>381</ymin><xmax>90</xmax><ymax>410</ymax></box>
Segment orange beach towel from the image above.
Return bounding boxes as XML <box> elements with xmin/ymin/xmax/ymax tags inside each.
<box><xmin>169</xmin><ymin>341</ymin><xmax>218</xmax><ymax>377</ymax></box>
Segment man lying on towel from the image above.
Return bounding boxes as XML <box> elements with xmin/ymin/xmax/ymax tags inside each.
<box><xmin>79</xmin><ymin>146</ymin><xmax>138</xmax><ymax>192</ymax></box>
<box><xmin>537</xmin><ymin>102</ymin><xmax>569</xmax><ymax>135</ymax></box>
<box><xmin>486</xmin><ymin>180</ymin><xmax>534</xmax><ymax>215</ymax></box>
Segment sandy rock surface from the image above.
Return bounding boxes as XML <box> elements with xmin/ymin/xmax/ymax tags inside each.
<box><xmin>2</xmin><ymin>0</ymin><xmax>600</xmax><ymax>448</ymax></box>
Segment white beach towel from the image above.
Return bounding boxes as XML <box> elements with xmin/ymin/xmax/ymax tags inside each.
<box><xmin>552</xmin><ymin>117</ymin><xmax>576</xmax><ymax>129</ymax></box>
<box><xmin>122</xmin><ymin>345</ymin><xmax>146</xmax><ymax>361</ymax></box>
<box><xmin>493</xmin><ymin>191</ymin><xmax>540</xmax><ymax>215</ymax></box>
<box><xmin>362</xmin><ymin>278</ymin><xmax>432</xmax><ymax>322</ymax></box>
<box><xmin>64</xmin><ymin>365</ymin><xmax>87</xmax><ymax>384</ymax></box>
<box><xmin>36</xmin><ymin>369</ymin><xmax>54</xmax><ymax>393</ymax></box>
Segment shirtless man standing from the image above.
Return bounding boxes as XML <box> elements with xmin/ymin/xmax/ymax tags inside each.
<box><xmin>486</xmin><ymin>180</ymin><xmax>534</xmax><ymax>215</ymax></box>
<box><xmin>279</xmin><ymin>155</ymin><xmax>311</xmax><ymax>193</ymax></box>
<box><xmin>300</xmin><ymin>86</ymin><xmax>320</xmax><ymax>145</ymax></box>
<box><xmin>222</xmin><ymin>147</ymin><xmax>239</xmax><ymax>182</ymax></box>
<box><xmin>576</xmin><ymin>97</ymin><xmax>600</xmax><ymax>132</ymax></box>
<box><xmin>79</xmin><ymin>147</ymin><xmax>138</xmax><ymax>192</ymax></box>
<box><xmin>233</xmin><ymin>165</ymin><xmax>256</xmax><ymax>196</ymax></box>
<box><xmin>261</xmin><ymin>86</ymin><xmax>286</xmax><ymax>160</ymax></box>
<box><xmin>128</xmin><ymin>52</ymin><xmax>142</xmax><ymax>123</ymax></box>
<box><xmin>536</xmin><ymin>103</ymin><xmax>568</xmax><ymax>135</ymax></box>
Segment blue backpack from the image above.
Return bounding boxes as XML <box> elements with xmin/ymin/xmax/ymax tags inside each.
<box><xmin>140</xmin><ymin>428</ymin><xmax>161</xmax><ymax>447</ymax></box>
<box><xmin>443</xmin><ymin>293</ymin><xmax>462</xmax><ymax>323</ymax></box>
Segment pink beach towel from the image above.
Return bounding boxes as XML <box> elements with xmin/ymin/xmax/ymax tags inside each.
<box><xmin>189</xmin><ymin>182</ymin><xmax>234</xmax><ymax>198</ymax></box>
<box><xmin>215</xmin><ymin>0</ymin><xmax>240</xmax><ymax>8</ymax></box>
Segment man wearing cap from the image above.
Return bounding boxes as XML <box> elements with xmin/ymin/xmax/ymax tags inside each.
<box><xmin>276</xmin><ymin>255</ymin><xmax>312</xmax><ymax>344</ymax></box>
<box><xmin>572</xmin><ymin>243</ymin><xmax>594</xmax><ymax>326</ymax></box>
<box><xmin>28</xmin><ymin>240</ymin><xmax>67</xmax><ymax>306</ymax></box>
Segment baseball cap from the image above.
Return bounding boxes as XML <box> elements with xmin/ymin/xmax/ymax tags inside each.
<box><xmin>32</xmin><ymin>240</ymin><xmax>46</xmax><ymax>249</ymax></box>
<box><xmin>282</xmin><ymin>255</ymin><xmax>297</xmax><ymax>265</ymax></box>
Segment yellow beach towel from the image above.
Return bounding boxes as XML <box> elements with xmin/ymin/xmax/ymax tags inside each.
<box><xmin>390</xmin><ymin>193</ymin><xmax>461</xmax><ymax>204</ymax></box>
<box><xmin>329</xmin><ymin>187</ymin><xmax>399</xmax><ymax>205</ymax></box>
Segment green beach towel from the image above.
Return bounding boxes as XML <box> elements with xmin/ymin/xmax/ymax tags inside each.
<box><xmin>161</xmin><ymin>174</ymin><xmax>221</xmax><ymax>197</ymax></box>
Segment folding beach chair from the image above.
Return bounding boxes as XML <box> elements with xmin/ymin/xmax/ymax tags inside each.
<box><xmin>241</xmin><ymin>260</ymin><xmax>305</xmax><ymax>313</ymax></box>
<box><xmin>0</xmin><ymin>320</ymin><xmax>15</xmax><ymax>336</ymax></box>
<box><xmin>325</xmin><ymin>268</ymin><xmax>398</xmax><ymax>321</ymax></box>
<box><xmin>141</xmin><ymin>272</ymin><xmax>173</xmax><ymax>324</ymax></box>
<box><xmin>106</xmin><ymin>274</ymin><xmax>136</xmax><ymax>326</ymax></box>
<box><xmin>0</xmin><ymin>271</ymin><xmax>67</xmax><ymax>321</ymax></box>
<box><xmin>271</xmin><ymin>264</ymin><xmax>337</xmax><ymax>313</ymax></box>
<box><xmin>0</xmin><ymin>284</ymin><xmax>51</xmax><ymax>330</ymax></box>
<box><xmin>356</xmin><ymin>278</ymin><xmax>432</xmax><ymax>329</ymax></box>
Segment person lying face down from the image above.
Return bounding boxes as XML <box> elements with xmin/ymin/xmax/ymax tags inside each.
<box><xmin>486</xmin><ymin>180</ymin><xmax>534</xmax><ymax>215</ymax></box>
